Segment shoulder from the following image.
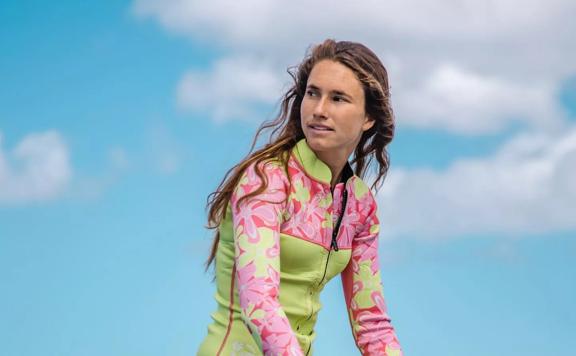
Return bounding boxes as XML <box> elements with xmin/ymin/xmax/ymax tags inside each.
<box><xmin>242</xmin><ymin>157</ymin><xmax>289</xmax><ymax>184</ymax></box>
<box><xmin>234</xmin><ymin>157</ymin><xmax>290</xmax><ymax>198</ymax></box>
<box><xmin>349</xmin><ymin>176</ymin><xmax>377</xmax><ymax>207</ymax></box>
<box><xmin>349</xmin><ymin>176</ymin><xmax>379</xmax><ymax>232</ymax></box>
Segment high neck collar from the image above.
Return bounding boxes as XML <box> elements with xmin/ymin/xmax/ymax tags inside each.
<box><xmin>291</xmin><ymin>138</ymin><xmax>354</xmax><ymax>186</ymax></box>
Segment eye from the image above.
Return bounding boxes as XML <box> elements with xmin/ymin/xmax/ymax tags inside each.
<box><xmin>306</xmin><ymin>89</ymin><xmax>317</xmax><ymax>97</ymax></box>
<box><xmin>333</xmin><ymin>95</ymin><xmax>346</xmax><ymax>102</ymax></box>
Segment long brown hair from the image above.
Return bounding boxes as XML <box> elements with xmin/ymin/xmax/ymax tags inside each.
<box><xmin>204</xmin><ymin>39</ymin><xmax>395</xmax><ymax>271</ymax></box>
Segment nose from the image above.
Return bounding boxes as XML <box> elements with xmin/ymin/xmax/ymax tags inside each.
<box><xmin>312</xmin><ymin>96</ymin><xmax>328</xmax><ymax>119</ymax></box>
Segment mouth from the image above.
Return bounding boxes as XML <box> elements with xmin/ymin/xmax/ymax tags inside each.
<box><xmin>308</xmin><ymin>124</ymin><xmax>334</xmax><ymax>131</ymax></box>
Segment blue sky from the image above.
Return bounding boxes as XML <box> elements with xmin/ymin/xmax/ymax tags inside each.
<box><xmin>1</xmin><ymin>1</ymin><xmax>575</xmax><ymax>355</ymax></box>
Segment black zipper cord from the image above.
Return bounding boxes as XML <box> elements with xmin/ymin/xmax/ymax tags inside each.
<box><xmin>331</xmin><ymin>188</ymin><xmax>348</xmax><ymax>252</ymax></box>
<box><xmin>319</xmin><ymin>187</ymin><xmax>348</xmax><ymax>287</ymax></box>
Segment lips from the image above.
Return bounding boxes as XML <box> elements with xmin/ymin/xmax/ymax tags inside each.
<box><xmin>308</xmin><ymin>123</ymin><xmax>334</xmax><ymax>131</ymax></box>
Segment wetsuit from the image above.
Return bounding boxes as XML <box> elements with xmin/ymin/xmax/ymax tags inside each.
<box><xmin>197</xmin><ymin>138</ymin><xmax>402</xmax><ymax>356</ymax></box>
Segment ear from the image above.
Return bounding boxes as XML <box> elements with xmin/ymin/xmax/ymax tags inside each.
<box><xmin>362</xmin><ymin>115</ymin><xmax>375</xmax><ymax>131</ymax></box>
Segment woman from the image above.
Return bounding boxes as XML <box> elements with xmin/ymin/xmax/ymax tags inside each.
<box><xmin>197</xmin><ymin>39</ymin><xmax>403</xmax><ymax>356</ymax></box>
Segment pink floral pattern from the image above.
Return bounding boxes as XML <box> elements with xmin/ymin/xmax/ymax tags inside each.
<box><xmin>283</xmin><ymin>156</ymin><xmax>344</xmax><ymax>248</ymax></box>
<box><xmin>231</xmin><ymin>160</ymin><xmax>304</xmax><ymax>356</ymax></box>
<box><xmin>229</xmin><ymin>142</ymin><xmax>402</xmax><ymax>355</ymax></box>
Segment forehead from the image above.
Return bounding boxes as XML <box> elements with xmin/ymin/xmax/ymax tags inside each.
<box><xmin>307</xmin><ymin>60</ymin><xmax>363</xmax><ymax>96</ymax></box>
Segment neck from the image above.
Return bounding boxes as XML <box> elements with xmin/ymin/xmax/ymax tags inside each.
<box><xmin>315</xmin><ymin>151</ymin><xmax>348</xmax><ymax>189</ymax></box>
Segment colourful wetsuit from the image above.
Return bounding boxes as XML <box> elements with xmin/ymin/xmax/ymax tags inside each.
<box><xmin>197</xmin><ymin>138</ymin><xmax>402</xmax><ymax>356</ymax></box>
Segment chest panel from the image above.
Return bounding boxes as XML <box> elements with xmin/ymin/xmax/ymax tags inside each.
<box><xmin>280</xmin><ymin>158</ymin><xmax>367</xmax><ymax>250</ymax></box>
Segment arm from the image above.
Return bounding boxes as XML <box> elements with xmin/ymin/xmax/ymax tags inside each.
<box><xmin>340</xmin><ymin>196</ymin><xmax>403</xmax><ymax>356</ymax></box>
<box><xmin>231</xmin><ymin>161</ymin><xmax>304</xmax><ymax>356</ymax></box>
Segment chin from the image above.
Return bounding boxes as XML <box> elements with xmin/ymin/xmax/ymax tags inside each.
<box><xmin>304</xmin><ymin>135</ymin><xmax>331</xmax><ymax>152</ymax></box>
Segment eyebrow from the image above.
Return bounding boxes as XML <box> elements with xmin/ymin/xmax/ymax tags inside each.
<box><xmin>306</xmin><ymin>84</ymin><xmax>353</xmax><ymax>100</ymax></box>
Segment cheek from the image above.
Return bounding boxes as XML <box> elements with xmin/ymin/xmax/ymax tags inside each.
<box><xmin>300</xmin><ymin>98</ymin><xmax>311</xmax><ymax>118</ymax></box>
<box><xmin>344</xmin><ymin>110</ymin><xmax>367</xmax><ymax>129</ymax></box>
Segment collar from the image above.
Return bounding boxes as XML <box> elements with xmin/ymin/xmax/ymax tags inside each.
<box><xmin>291</xmin><ymin>138</ymin><xmax>355</xmax><ymax>186</ymax></box>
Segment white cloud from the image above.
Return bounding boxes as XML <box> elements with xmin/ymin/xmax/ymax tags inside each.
<box><xmin>132</xmin><ymin>0</ymin><xmax>575</xmax><ymax>52</ymax></box>
<box><xmin>0</xmin><ymin>130</ymin><xmax>72</xmax><ymax>204</ymax></box>
<box><xmin>377</xmin><ymin>125</ymin><xmax>576</xmax><ymax>239</ymax></box>
<box><xmin>394</xmin><ymin>64</ymin><xmax>565</xmax><ymax>135</ymax></box>
<box><xmin>176</xmin><ymin>56</ymin><xmax>286</xmax><ymax>122</ymax></box>
<box><xmin>133</xmin><ymin>0</ymin><xmax>576</xmax><ymax>132</ymax></box>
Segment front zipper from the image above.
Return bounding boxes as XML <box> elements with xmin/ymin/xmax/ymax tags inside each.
<box><xmin>315</xmin><ymin>188</ymin><xmax>348</xmax><ymax>289</ymax></box>
<box><xmin>297</xmin><ymin>187</ymin><xmax>349</xmax><ymax>345</ymax></box>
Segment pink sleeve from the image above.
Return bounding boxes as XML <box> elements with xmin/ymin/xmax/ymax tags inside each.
<box><xmin>230</xmin><ymin>161</ymin><xmax>304</xmax><ymax>356</ymax></box>
<box><xmin>341</xmin><ymin>196</ymin><xmax>403</xmax><ymax>356</ymax></box>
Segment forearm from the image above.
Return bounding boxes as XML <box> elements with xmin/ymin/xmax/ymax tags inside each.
<box><xmin>237</xmin><ymin>274</ymin><xmax>303</xmax><ymax>355</ymax></box>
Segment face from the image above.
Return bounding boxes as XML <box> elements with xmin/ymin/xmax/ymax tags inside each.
<box><xmin>300</xmin><ymin>59</ymin><xmax>374</xmax><ymax>163</ymax></box>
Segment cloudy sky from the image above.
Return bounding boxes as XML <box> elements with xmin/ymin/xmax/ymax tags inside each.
<box><xmin>1</xmin><ymin>0</ymin><xmax>575</xmax><ymax>355</ymax></box>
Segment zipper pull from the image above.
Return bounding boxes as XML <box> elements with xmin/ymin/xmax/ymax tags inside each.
<box><xmin>331</xmin><ymin>232</ymin><xmax>339</xmax><ymax>251</ymax></box>
<box><xmin>331</xmin><ymin>186</ymin><xmax>347</xmax><ymax>252</ymax></box>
